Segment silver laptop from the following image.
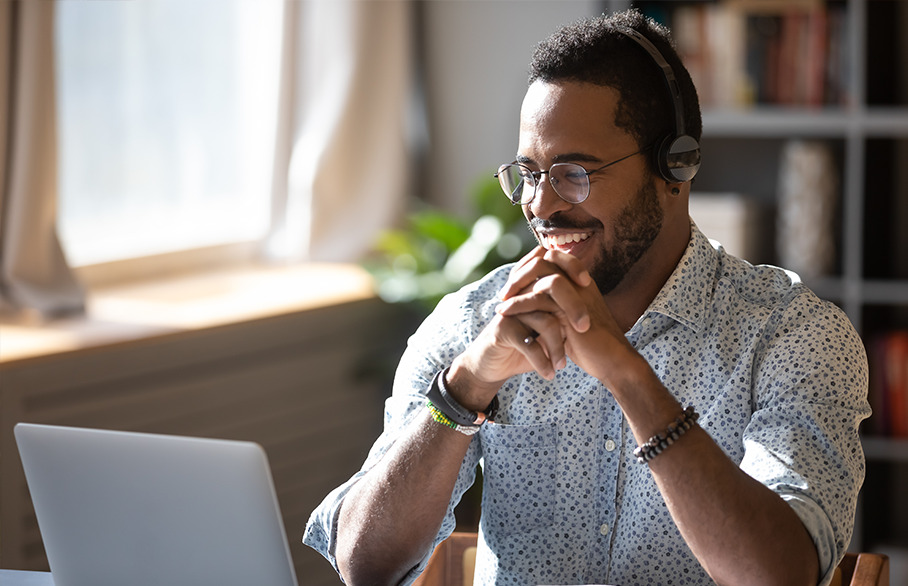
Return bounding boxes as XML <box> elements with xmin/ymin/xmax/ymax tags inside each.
<box><xmin>14</xmin><ymin>423</ymin><xmax>299</xmax><ymax>586</ymax></box>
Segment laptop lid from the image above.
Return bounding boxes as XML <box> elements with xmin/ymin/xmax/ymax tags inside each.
<box><xmin>14</xmin><ymin>423</ymin><xmax>298</xmax><ymax>586</ymax></box>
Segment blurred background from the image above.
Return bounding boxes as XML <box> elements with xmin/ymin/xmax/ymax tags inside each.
<box><xmin>0</xmin><ymin>1</ymin><xmax>906</xmax><ymax>584</ymax></box>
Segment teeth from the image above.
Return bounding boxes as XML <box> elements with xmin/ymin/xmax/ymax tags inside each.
<box><xmin>545</xmin><ymin>232</ymin><xmax>590</xmax><ymax>248</ymax></box>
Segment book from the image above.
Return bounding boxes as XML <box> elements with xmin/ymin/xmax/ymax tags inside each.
<box><xmin>660</xmin><ymin>2</ymin><xmax>849</xmax><ymax>108</ymax></box>
<box><xmin>884</xmin><ymin>331</ymin><xmax>908</xmax><ymax>437</ymax></box>
<box><xmin>867</xmin><ymin>334</ymin><xmax>891</xmax><ymax>436</ymax></box>
<box><xmin>867</xmin><ymin>330</ymin><xmax>908</xmax><ymax>438</ymax></box>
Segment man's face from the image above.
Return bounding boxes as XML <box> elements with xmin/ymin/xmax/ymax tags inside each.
<box><xmin>517</xmin><ymin>80</ymin><xmax>664</xmax><ymax>295</ymax></box>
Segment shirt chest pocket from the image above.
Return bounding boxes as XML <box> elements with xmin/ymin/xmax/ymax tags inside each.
<box><xmin>479</xmin><ymin>422</ymin><xmax>558</xmax><ymax>536</ymax></box>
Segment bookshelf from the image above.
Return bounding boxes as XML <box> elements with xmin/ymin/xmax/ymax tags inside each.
<box><xmin>632</xmin><ymin>0</ymin><xmax>908</xmax><ymax>558</ymax></box>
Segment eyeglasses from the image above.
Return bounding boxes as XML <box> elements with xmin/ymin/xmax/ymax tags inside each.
<box><xmin>494</xmin><ymin>146</ymin><xmax>650</xmax><ymax>205</ymax></box>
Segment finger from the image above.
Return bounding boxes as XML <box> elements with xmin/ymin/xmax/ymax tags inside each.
<box><xmin>497</xmin><ymin>274</ymin><xmax>591</xmax><ymax>333</ymax></box>
<box><xmin>533</xmin><ymin>274</ymin><xmax>590</xmax><ymax>332</ymax></box>
<box><xmin>521</xmin><ymin>330</ymin><xmax>539</xmax><ymax>346</ymax></box>
<box><xmin>510</xmin><ymin>312</ymin><xmax>567</xmax><ymax>378</ymax></box>
<box><xmin>501</xmin><ymin>247</ymin><xmax>592</xmax><ymax>301</ymax></box>
<box><xmin>542</xmin><ymin>248</ymin><xmax>592</xmax><ymax>288</ymax></box>
<box><xmin>500</xmin><ymin>247</ymin><xmax>548</xmax><ymax>300</ymax></box>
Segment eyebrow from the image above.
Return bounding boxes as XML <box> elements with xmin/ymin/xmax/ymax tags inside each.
<box><xmin>515</xmin><ymin>152</ymin><xmax>604</xmax><ymax>166</ymax></box>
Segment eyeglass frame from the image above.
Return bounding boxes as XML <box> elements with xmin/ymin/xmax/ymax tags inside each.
<box><xmin>494</xmin><ymin>144</ymin><xmax>653</xmax><ymax>206</ymax></box>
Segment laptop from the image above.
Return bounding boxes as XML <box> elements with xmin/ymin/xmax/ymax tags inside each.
<box><xmin>14</xmin><ymin>423</ymin><xmax>299</xmax><ymax>586</ymax></box>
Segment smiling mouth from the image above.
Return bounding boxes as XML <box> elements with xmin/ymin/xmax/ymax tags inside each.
<box><xmin>540</xmin><ymin>231</ymin><xmax>591</xmax><ymax>251</ymax></box>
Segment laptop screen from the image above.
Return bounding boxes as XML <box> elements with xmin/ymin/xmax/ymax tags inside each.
<box><xmin>15</xmin><ymin>423</ymin><xmax>298</xmax><ymax>586</ymax></box>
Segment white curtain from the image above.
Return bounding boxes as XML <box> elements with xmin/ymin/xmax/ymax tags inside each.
<box><xmin>268</xmin><ymin>0</ymin><xmax>414</xmax><ymax>262</ymax></box>
<box><xmin>0</xmin><ymin>1</ymin><xmax>84</xmax><ymax>318</ymax></box>
<box><xmin>0</xmin><ymin>0</ymin><xmax>413</xmax><ymax>319</ymax></box>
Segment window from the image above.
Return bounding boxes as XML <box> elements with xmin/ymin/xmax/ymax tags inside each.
<box><xmin>55</xmin><ymin>0</ymin><xmax>283</xmax><ymax>267</ymax></box>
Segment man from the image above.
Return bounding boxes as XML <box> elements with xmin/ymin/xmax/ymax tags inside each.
<box><xmin>305</xmin><ymin>10</ymin><xmax>869</xmax><ymax>586</ymax></box>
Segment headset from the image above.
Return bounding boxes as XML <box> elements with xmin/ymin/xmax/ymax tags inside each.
<box><xmin>616</xmin><ymin>27</ymin><xmax>701</xmax><ymax>183</ymax></box>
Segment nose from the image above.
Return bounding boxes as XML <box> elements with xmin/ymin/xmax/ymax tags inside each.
<box><xmin>528</xmin><ymin>173</ymin><xmax>573</xmax><ymax>219</ymax></box>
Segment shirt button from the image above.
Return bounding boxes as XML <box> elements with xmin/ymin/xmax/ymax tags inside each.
<box><xmin>599</xmin><ymin>523</ymin><xmax>610</xmax><ymax>535</ymax></box>
<box><xmin>605</xmin><ymin>439</ymin><xmax>617</xmax><ymax>452</ymax></box>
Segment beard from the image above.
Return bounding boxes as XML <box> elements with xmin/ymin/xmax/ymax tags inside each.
<box><xmin>529</xmin><ymin>179</ymin><xmax>664</xmax><ymax>294</ymax></box>
<box><xmin>589</xmin><ymin>179</ymin><xmax>664</xmax><ymax>293</ymax></box>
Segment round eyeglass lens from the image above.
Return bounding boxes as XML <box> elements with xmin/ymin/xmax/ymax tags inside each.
<box><xmin>549</xmin><ymin>163</ymin><xmax>590</xmax><ymax>203</ymax></box>
<box><xmin>497</xmin><ymin>164</ymin><xmax>536</xmax><ymax>205</ymax></box>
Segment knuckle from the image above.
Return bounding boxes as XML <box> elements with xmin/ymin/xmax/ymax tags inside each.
<box><xmin>527</xmin><ymin>256</ymin><xmax>548</xmax><ymax>273</ymax></box>
<box><xmin>536</xmin><ymin>273</ymin><xmax>566</xmax><ymax>295</ymax></box>
<box><xmin>532</xmin><ymin>277</ymin><xmax>550</xmax><ymax>293</ymax></box>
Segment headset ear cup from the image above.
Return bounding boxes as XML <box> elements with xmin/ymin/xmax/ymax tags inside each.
<box><xmin>655</xmin><ymin>134</ymin><xmax>675</xmax><ymax>182</ymax></box>
<box><xmin>658</xmin><ymin>134</ymin><xmax>701</xmax><ymax>183</ymax></box>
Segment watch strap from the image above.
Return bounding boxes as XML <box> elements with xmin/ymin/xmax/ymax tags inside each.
<box><xmin>425</xmin><ymin>368</ymin><xmax>498</xmax><ymax>427</ymax></box>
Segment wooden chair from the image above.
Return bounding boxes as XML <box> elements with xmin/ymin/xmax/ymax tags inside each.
<box><xmin>412</xmin><ymin>532</ymin><xmax>478</xmax><ymax>586</ymax></box>
<box><xmin>413</xmin><ymin>533</ymin><xmax>889</xmax><ymax>586</ymax></box>
<box><xmin>832</xmin><ymin>552</ymin><xmax>889</xmax><ymax>586</ymax></box>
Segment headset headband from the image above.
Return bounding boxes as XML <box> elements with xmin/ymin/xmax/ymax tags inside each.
<box><xmin>615</xmin><ymin>26</ymin><xmax>700</xmax><ymax>183</ymax></box>
<box><xmin>616</xmin><ymin>28</ymin><xmax>685</xmax><ymax>139</ymax></box>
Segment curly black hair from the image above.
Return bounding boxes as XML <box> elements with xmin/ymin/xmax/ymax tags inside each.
<box><xmin>528</xmin><ymin>9</ymin><xmax>702</xmax><ymax>174</ymax></box>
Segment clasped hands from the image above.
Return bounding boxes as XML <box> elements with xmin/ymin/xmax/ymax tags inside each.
<box><xmin>449</xmin><ymin>246</ymin><xmax>636</xmax><ymax>412</ymax></box>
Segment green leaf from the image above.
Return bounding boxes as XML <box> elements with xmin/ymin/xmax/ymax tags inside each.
<box><xmin>472</xmin><ymin>172</ymin><xmax>525</xmax><ymax>227</ymax></box>
<box><xmin>409</xmin><ymin>211</ymin><xmax>471</xmax><ymax>252</ymax></box>
<box><xmin>364</xmin><ymin>171</ymin><xmax>536</xmax><ymax>310</ymax></box>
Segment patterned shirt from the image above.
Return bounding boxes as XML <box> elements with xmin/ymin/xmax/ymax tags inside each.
<box><xmin>304</xmin><ymin>223</ymin><xmax>870</xmax><ymax>586</ymax></box>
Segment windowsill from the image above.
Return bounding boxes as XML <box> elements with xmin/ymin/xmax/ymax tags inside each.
<box><xmin>0</xmin><ymin>262</ymin><xmax>377</xmax><ymax>366</ymax></box>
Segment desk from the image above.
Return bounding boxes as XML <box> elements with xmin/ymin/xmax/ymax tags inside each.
<box><xmin>0</xmin><ymin>570</ymin><xmax>53</xmax><ymax>585</ymax></box>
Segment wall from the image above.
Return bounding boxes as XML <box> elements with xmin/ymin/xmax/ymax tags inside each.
<box><xmin>419</xmin><ymin>0</ymin><xmax>602</xmax><ymax>213</ymax></box>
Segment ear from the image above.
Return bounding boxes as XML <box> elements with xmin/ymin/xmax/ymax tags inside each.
<box><xmin>660</xmin><ymin>181</ymin><xmax>689</xmax><ymax>218</ymax></box>
<box><xmin>659</xmin><ymin>180</ymin><xmax>684</xmax><ymax>198</ymax></box>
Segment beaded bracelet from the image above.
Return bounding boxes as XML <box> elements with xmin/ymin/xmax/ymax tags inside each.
<box><xmin>427</xmin><ymin>401</ymin><xmax>481</xmax><ymax>436</ymax></box>
<box><xmin>633</xmin><ymin>406</ymin><xmax>699</xmax><ymax>464</ymax></box>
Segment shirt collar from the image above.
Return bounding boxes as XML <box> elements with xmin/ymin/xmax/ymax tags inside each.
<box><xmin>637</xmin><ymin>221</ymin><xmax>717</xmax><ymax>335</ymax></box>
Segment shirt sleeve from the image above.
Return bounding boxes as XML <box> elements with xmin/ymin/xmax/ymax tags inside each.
<box><xmin>740</xmin><ymin>291</ymin><xmax>870</xmax><ymax>586</ymax></box>
<box><xmin>302</xmin><ymin>270</ymin><xmax>506</xmax><ymax>581</ymax></box>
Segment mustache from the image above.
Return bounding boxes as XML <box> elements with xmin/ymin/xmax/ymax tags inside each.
<box><xmin>529</xmin><ymin>215</ymin><xmax>602</xmax><ymax>232</ymax></box>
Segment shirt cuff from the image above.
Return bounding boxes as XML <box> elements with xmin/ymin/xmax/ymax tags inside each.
<box><xmin>302</xmin><ymin>475</ymin><xmax>361</xmax><ymax>577</ymax></box>
<box><xmin>780</xmin><ymin>493</ymin><xmax>839</xmax><ymax>586</ymax></box>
